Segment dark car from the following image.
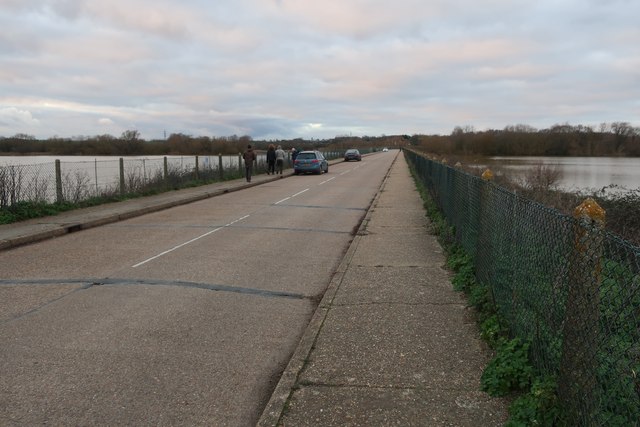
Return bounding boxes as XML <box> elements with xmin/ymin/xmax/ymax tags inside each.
<box><xmin>294</xmin><ymin>150</ymin><xmax>329</xmax><ymax>175</ymax></box>
<box><xmin>344</xmin><ymin>149</ymin><xmax>361</xmax><ymax>161</ymax></box>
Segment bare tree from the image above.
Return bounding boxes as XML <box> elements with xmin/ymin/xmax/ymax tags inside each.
<box><xmin>62</xmin><ymin>170</ymin><xmax>91</xmax><ymax>203</ymax></box>
<box><xmin>521</xmin><ymin>163</ymin><xmax>563</xmax><ymax>192</ymax></box>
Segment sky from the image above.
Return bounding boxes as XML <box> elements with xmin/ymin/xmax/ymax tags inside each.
<box><xmin>1</xmin><ymin>0</ymin><xmax>639</xmax><ymax>141</ymax></box>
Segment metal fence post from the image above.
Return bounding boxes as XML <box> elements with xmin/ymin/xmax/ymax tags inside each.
<box><xmin>194</xmin><ymin>155</ymin><xmax>199</xmax><ymax>180</ymax></box>
<box><xmin>94</xmin><ymin>159</ymin><xmax>99</xmax><ymax>196</ymax></box>
<box><xmin>559</xmin><ymin>197</ymin><xmax>605</xmax><ymax>424</ymax></box>
<box><xmin>119</xmin><ymin>158</ymin><xmax>125</xmax><ymax>196</ymax></box>
<box><xmin>238</xmin><ymin>153</ymin><xmax>242</xmax><ymax>176</ymax></box>
<box><xmin>219</xmin><ymin>154</ymin><xmax>224</xmax><ymax>181</ymax></box>
<box><xmin>163</xmin><ymin>157</ymin><xmax>168</xmax><ymax>182</ymax></box>
<box><xmin>55</xmin><ymin>159</ymin><xmax>63</xmax><ymax>203</ymax></box>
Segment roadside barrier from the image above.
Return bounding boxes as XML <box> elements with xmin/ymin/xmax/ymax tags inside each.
<box><xmin>405</xmin><ymin>149</ymin><xmax>640</xmax><ymax>426</ymax></box>
<box><xmin>1</xmin><ymin>155</ymin><xmax>244</xmax><ymax>206</ymax></box>
<box><xmin>0</xmin><ymin>149</ymin><xmax>366</xmax><ymax>207</ymax></box>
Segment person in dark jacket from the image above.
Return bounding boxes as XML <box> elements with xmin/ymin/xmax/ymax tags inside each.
<box><xmin>243</xmin><ymin>144</ymin><xmax>257</xmax><ymax>182</ymax></box>
<box><xmin>266</xmin><ymin>144</ymin><xmax>276</xmax><ymax>175</ymax></box>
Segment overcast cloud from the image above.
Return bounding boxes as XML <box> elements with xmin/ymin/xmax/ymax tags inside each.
<box><xmin>1</xmin><ymin>0</ymin><xmax>638</xmax><ymax>140</ymax></box>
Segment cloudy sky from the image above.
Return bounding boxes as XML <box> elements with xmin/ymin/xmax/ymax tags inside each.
<box><xmin>1</xmin><ymin>0</ymin><xmax>638</xmax><ymax>140</ymax></box>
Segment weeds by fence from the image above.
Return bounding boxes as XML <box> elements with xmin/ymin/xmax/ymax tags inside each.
<box><xmin>405</xmin><ymin>149</ymin><xmax>640</xmax><ymax>426</ymax></box>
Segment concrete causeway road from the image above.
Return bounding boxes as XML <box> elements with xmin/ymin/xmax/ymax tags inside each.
<box><xmin>0</xmin><ymin>151</ymin><xmax>397</xmax><ymax>426</ymax></box>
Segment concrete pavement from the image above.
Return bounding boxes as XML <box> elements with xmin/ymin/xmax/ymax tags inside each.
<box><xmin>258</xmin><ymin>154</ymin><xmax>509</xmax><ymax>426</ymax></box>
<box><xmin>0</xmin><ymin>169</ymin><xmax>285</xmax><ymax>251</ymax></box>
<box><xmin>1</xmin><ymin>153</ymin><xmax>509</xmax><ymax>425</ymax></box>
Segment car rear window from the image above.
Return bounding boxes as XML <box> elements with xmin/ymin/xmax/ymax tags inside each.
<box><xmin>297</xmin><ymin>152</ymin><xmax>316</xmax><ymax>160</ymax></box>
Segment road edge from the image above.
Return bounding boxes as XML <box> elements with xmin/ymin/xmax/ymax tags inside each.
<box><xmin>256</xmin><ymin>151</ymin><xmax>400</xmax><ymax>426</ymax></box>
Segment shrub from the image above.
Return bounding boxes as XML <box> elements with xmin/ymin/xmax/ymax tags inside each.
<box><xmin>481</xmin><ymin>337</ymin><xmax>533</xmax><ymax>397</ymax></box>
<box><xmin>506</xmin><ymin>376</ymin><xmax>563</xmax><ymax>427</ymax></box>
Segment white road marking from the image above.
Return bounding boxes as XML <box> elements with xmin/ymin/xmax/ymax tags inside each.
<box><xmin>318</xmin><ymin>177</ymin><xmax>336</xmax><ymax>185</ymax></box>
<box><xmin>275</xmin><ymin>196</ymin><xmax>291</xmax><ymax>205</ymax></box>
<box><xmin>275</xmin><ymin>187</ymin><xmax>309</xmax><ymax>205</ymax></box>
<box><xmin>291</xmin><ymin>188</ymin><xmax>310</xmax><ymax>198</ymax></box>
<box><xmin>132</xmin><ymin>214</ymin><xmax>250</xmax><ymax>268</ymax></box>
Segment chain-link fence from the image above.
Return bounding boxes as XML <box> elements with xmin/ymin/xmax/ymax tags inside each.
<box><xmin>0</xmin><ymin>150</ymin><xmax>358</xmax><ymax>208</ymax></box>
<box><xmin>0</xmin><ymin>162</ymin><xmax>57</xmax><ymax>206</ymax></box>
<box><xmin>405</xmin><ymin>149</ymin><xmax>640</xmax><ymax>426</ymax></box>
<box><xmin>0</xmin><ymin>155</ymin><xmax>247</xmax><ymax>206</ymax></box>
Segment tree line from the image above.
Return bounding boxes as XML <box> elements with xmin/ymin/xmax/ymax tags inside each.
<box><xmin>0</xmin><ymin>131</ymin><xmax>404</xmax><ymax>156</ymax></box>
<box><xmin>2</xmin><ymin>122</ymin><xmax>639</xmax><ymax>157</ymax></box>
<box><xmin>410</xmin><ymin>122</ymin><xmax>640</xmax><ymax>157</ymax></box>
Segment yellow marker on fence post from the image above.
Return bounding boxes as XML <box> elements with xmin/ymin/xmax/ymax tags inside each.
<box><xmin>559</xmin><ymin>197</ymin><xmax>605</xmax><ymax>424</ymax></box>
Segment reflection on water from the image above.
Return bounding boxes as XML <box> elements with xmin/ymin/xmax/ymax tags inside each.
<box><xmin>477</xmin><ymin>156</ymin><xmax>640</xmax><ymax>192</ymax></box>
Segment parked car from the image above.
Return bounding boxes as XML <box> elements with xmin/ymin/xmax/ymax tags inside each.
<box><xmin>294</xmin><ymin>150</ymin><xmax>328</xmax><ymax>174</ymax></box>
<box><xmin>344</xmin><ymin>149</ymin><xmax>362</xmax><ymax>161</ymax></box>
<box><xmin>382</xmin><ymin>147</ymin><xmax>389</xmax><ymax>152</ymax></box>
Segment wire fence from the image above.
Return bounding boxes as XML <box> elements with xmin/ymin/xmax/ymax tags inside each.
<box><xmin>0</xmin><ymin>149</ymin><xmax>357</xmax><ymax>207</ymax></box>
<box><xmin>405</xmin><ymin>149</ymin><xmax>640</xmax><ymax>426</ymax></box>
<box><xmin>0</xmin><ymin>155</ymin><xmax>241</xmax><ymax>206</ymax></box>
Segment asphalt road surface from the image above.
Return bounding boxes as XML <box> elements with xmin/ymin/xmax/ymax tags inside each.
<box><xmin>0</xmin><ymin>151</ymin><xmax>397</xmax><ymax>426</ymax></box>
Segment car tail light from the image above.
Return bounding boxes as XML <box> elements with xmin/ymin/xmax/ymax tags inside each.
<box><xmin>311</xmin><ymin>160</ymin><xmax>319</xmax><ymax>164</ymax></box>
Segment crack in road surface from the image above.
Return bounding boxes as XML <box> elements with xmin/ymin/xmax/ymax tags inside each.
<box><xmin>0</xmin><ymin>277</ymin><xmax>309</xmax><ymax>300</ymax></box>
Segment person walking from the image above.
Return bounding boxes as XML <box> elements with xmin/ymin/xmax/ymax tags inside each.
<box><xmin>243</xmin><ymin>144</ymin><xmax>257</xmax><ymax>182</ymax></box>
<box><xmin>275</xmin><ymin>145</ymin><xmax>286</xmax><ymax>175</ymax></box>
<box><xmin>266</xmin><ymin>144</ymin><xmax>276</xmax><ymax>175</ymax></box>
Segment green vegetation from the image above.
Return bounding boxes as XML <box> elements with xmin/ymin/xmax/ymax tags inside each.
<box><xmin>481</xmin><ymin>337</ymin><xmax>533</xmax><ymax>397</ymax></box>
<box><xmin>409</xmin><ymin>159</ymin><xmax>566</xmax><ymax>426</ymax></box>
<box><xmin>409</xmin><ymin>148</ymin><xmax>640</xmax><ymax>425</ymax></box>
<box><xmin>506</xmin><ymin>376</ymin><xmax>563</xmax><ymax>427</ymax></box>
<box><xmin>0</xmin><ymin>197</ymin><xmax>126</xmax><ymax>224</ymax></box>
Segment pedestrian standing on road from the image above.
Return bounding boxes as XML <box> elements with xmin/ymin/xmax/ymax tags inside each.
<box><xmin>243</xmin><ymin>144</ymin><xmax>257</xmax><ymax>182</ymax></box>
<box><xmin>266</xmin><ymin>144</ymin><xmax>276</xmax><ymax>175</ymax></box>
<box><xmin>291</xmin><ymin>147</ymin><xmax>298</xmax><ymax>162</ymax></box>
<box><xmin>275</xmin><ymin>145</ymin><xmax>286</xmax><ymax>175</ymax></box>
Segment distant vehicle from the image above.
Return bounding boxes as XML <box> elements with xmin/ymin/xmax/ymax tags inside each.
<box><xmin>294</xmin><ymin>150</ymin><xmax>329</xmax><ymax>175</ymax></box>
<box><xmin>344</xmin><ymin>149</ymin><xmax>362</xmax><ymax>161</ymax></box>
<box><xmin>382</xmin><ymin>147</ymin><xmax>389</xmax><ymax>152</ymax></box>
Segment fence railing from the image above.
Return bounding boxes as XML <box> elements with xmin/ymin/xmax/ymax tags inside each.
<box><xmin>0</xmin><ymin>150</ymin><xmax>354</xmax><ymax>207</ymax></box>
<box><xmin>405</xmin><ymin>149</ymin><xmax>640</xmax><ymax>426</ymax></box>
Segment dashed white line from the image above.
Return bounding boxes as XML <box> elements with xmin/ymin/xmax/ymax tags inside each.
<box><xmin>275</xmin><ymin>187</ymin><xmax>310</xmax><ymax>205</ymax></box>
<box><xmin>132</xmin><ymin>214</ymin><xmax>250</xmax><ymax>268</ymax></box>
<box><xmin>275</xmin><ymin>196</ymin><xmax>291</xmax><ymax>205</ymax></box>
<box><xmin>319</xmin><ymin>177</ymin><xmax>336</xmax><ymax>185</ymax></box>
<box><xmin>291</xmin><ymin>188</ymin><xmax>310</xmax><ymax>198</ymax></box>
